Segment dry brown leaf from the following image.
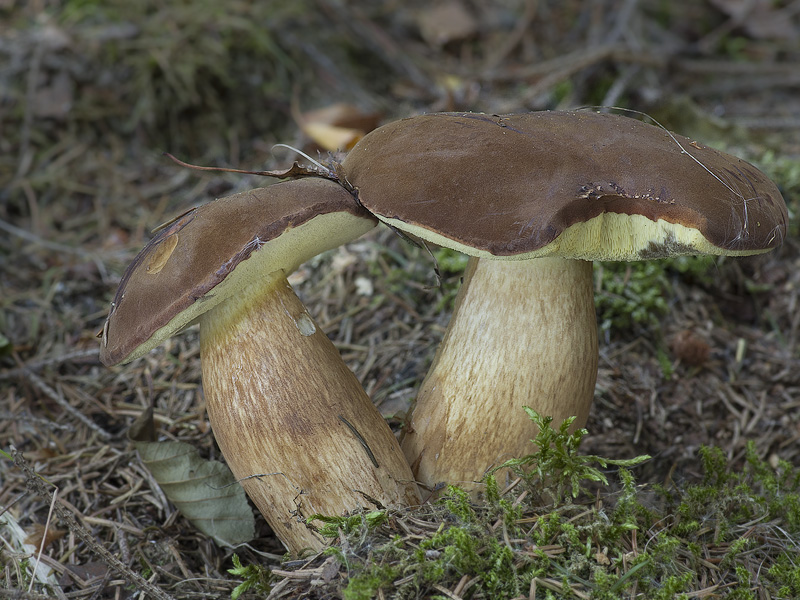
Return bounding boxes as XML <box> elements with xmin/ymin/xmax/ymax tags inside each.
<box><xmin>24</xmin><ymin>523</ymin><xmax>66</xmax><ymax>550</ymax></box>
<box><xmin>59</xmin><ymin>561</ymin><xmax>109</xmax><ymax>586</ymax></box>
<box><xmin>301</xmin><ymin>122</ymin><xmax>364</xmax><ymax>152</ymax></box>
<box><xmin>417</xmin><ymin>0</ymin><xmax>478</xmax><ymax>48</ymax></box>
<box><xmin>294</xmin><ymin>102</ymin><xmax>382</xmax><ymax>152</ymax></box>
<box><xmin>301</xmin><ymin>103</ymin><xmax>383</xmax><ymax>133</ymax></box>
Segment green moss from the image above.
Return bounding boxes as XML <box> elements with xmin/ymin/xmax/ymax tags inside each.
<box><xmin>494</xmin><ymin>408</ymin><xmax>650</xmax><ymax>504</ymax></box>
<box><xmin>755</xmin><ymin>151</ymin><xmax>800</xmax><ymax>236</ymax></box>
<box><xmin>442</xmin><ymin>485</ymin><xmax>477</xmax><ymax>524</ymax></box>
<box><xmin>227</xmin><ymin>554</ymin><xmax>272</xmax><ymax>600</ymax></box>
<box><xmin>310</xmin><ymin>510</ymin><xmax>388</xmax><ymax>539</ymax></box>
<box><xmin>342</xmin><ymin>563</ymin><xmax>401</xmax><ymax>600</ymax></box>
<box><xmin>729</xmin><ymin>565</ymin><xmax>756</xmax><ymax>600</ymax></box>
<box><xmin>54</xmin><ymin>0</ymin><xmax>311</xmax><ymax>154</ymax></box>
<box><xmin>768</xmin><ymin>552</ymin><xmax>800</xmax><ymax>596</ymax></box>
<box><xmin>433</xmin><ymin>248</ymin><xmax>469</xmax><ymax>275</ymax></box>
<box><xmin>593</xmin><ymin>255</ymin><xmax>715</xmax><ymax>334</ymax></box>
<box><xmin>268</xmin><ymin>411</ymin><xmax>800</xmax><ymax>599</ymax></box>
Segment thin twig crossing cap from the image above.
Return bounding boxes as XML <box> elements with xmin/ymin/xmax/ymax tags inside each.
<box><xmin>100</xmin><ymin>178</ymin><xmax>374</xmax><ymax>366</ymax></box>
<box><xmin>342</xmin><ymin>111</ymin><xmax>787</xmax><ymax>260</ymax></box>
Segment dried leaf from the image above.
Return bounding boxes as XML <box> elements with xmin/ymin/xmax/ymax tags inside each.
<box><xmin>129</xmin><ymin>407</ymin><xmax>255</xmax><ymax>547</ymax></box>
<box><xmin>301</xmin><ymin>122</ymin><xmax>363</xmax><ymax>152</ymax></box>
<box><xmin>24</xmin><ymin>523</ymin><xmax>66</xmax><ymax>549</ymax></box>
<box><xmin>416</xmin><ymin>0</ymin><xmax>478</xmax><ymax>48</ymax></box>
<box><xmin>293</xmin><ymin>102</ymin><xmax>382</xmax><ymax>152</ymax></box>
<box><xmin>301</xmin><ymin>103</ymin><xmax>382</xmax><ymax>133</ymax></box>
<box><xmin>59</xmin><ymin>562</ymin><xmax>108</xmax><ymax>586</ymax></box>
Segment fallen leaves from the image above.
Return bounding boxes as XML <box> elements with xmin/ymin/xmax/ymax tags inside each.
<box><xmin>293</xmin><ymin>102</ymin><xmax>382</xmax><ymax>152</ymax></box>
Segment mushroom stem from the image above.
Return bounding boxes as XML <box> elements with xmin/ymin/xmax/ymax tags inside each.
<box><xmin>200</xmin><ymin>270</ymin><xmax>420</xmax><ymax>552</ymax></box>
<box><xmin>401</xmin><ymin>256</ymin><xmax>597</xmax><ymax>494</ymax></box>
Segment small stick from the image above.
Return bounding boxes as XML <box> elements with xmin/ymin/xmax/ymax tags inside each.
<box><xmin>19</xmin><ymin>368</ymin><xmax>112</xmax><ymax>440</ymax></box>
<box><xmin>28</xmin><ymin>486</ymin><xmax>57</xmax><ymax>593</ymax></box>
<box><xmin>0</xmin><ymin>348</ymin><xmax>100</xmax><ymax>380</ymax></box>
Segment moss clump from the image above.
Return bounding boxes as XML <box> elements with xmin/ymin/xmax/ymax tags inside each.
<box><xmin>309</xmin><ymin>510</ymin><xmax>389</xmax><ymax>540</ymax></box>
<box><xmin>227</xmin><ymin>554</ymin><xmax>272</xmax><ymax>600</ymax></box>
<box><xmin>593</xmin><ymin>255</ymin><xmax>715</xmax><ymax>333</ymax></box>
<box><xmin>56</xmin><ymin>0</ymin><xmax>308</xmax><ymax>153</ymax></box>
<box><xmin>252</xmin><ymin>409</ymin><xmax>800</xmax><ymax>598</ymax></box>
<box><xmin>755</xmin><ymin>150</ymin><xmax>800</xmax><ymax>236</ymax></box>
<box><xmin>365</xmin><ymin>244</ymin><xmax>468</xmax><ymax>314</ymax></box>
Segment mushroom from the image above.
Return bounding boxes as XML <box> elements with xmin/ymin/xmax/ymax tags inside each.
<box><xmin>337</xmin><ymin>110</ymin><xmax>787</xmax><ymax>493</ymax></box>
<box><xmin>100</xmin><ymin>177</ymin><xmax>420</xmax><ymax>551</ymax></box>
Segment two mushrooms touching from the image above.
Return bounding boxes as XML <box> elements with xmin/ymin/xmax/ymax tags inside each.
<box><xmin>100</xmin><ymin>110</ymin><xmax>787</xmax><ymax>553</ymax></box>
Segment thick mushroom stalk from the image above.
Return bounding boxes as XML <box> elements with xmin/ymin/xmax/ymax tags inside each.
<box><xmin>201</xmin><ymin>270</ymin><xmax>418</xmax><ymax>551</ymax></box>
<box><xmin>401</xmin><ymin>257</ymin><xmax>597</xmax><ymax>490</ymax></box>
<box><xmin>99</xmin><ymin>178</ymin><xmax>421</xmax><ymax>552</ymax></box>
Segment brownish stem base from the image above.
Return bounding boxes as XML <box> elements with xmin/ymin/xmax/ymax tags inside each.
<box><xmin>200</xmin><ymin>271</ymin><xmax>420</xmax><ymax>552</ymax></box>
<box><xmin>401</xmin><ymin>257</ymin><xmax>598</xmax><ymax>494</ymax></box>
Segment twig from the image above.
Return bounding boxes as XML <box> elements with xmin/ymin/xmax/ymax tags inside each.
<box><xmin>432</xmin><ymin>583</ymin><xmax>465</xmax><ymax>600</ymax></box>
<box><xmin>0</xmin><ymin>218</ymin><xmax>117</xmax><ymax>285</ymax></box>
<box><xmin>606</xmin><ymin>0</ymin><xmax>641</xmax><ymax>46</ymax></box>
<box><xmin>523</xmin><ymin>45</ymin><xmax>616</xmax><ymax>105</ymax></box>
<box><xmin>0</xmin><ymin>412</ymin><xmax>72</xmax><ymax>432</ymax></box>
<box><xmin>0</xmin><ymin>218</ymin><xmax>96</xmax><ymax>258</ymax></box>
<box><xmin>277</xmin><ymin>30</ymin><xmax>376</xmax><ymax>104</ymax></box>
<box><xmin>484</xmin><ymin>46</ymin><xmax>800</xmax><ymax>83</ymax></box>
<box><xmin>18</xmin><ymin>368</ymin><xmax>113</xmax><ymax>440</ymax></box>
<box><xmin>315</xmin><ymin>0</ymin><xmax>435</xmax><ymax>92</ymax></box>
<box><xmin>15</xmin><ymin>28</ymin><xmax>44</xmax><ymax>180</ymax></box>
<box><xmin>730</xmin><ymin>116</ymin><xmax>800</xmax><ymax>130</ymax></box>
<box><xmin>29</xmin><ymin>487</ymin><xmax>57</xmax><ymax>594</ymax></box>
<box><xmin>491</xmin><ymin>45</ymin><xmax>616</xmax><ymax>110</ymax></box>
<box><xmin>481</xmin><ymin>0</ymin><xmax>539</xmax><ymax>75</ymax></box>
<box><xmin>601</xmin><ymin>64</ymin><xmax>641</xmax><ymax>107</ymax></box>
<box><xmin>0</xmin><ymin>348</ymin><xmax>100</xmax><ymax>380</ymax></box>
<box><xmin>0</xmin><ymin>591</ymin><xmax>54</xmax><ymax>600</ymax></box>
<box><xmin>11</xmin><ymin>447</ymin><xmax>177</xmax><ymax>600</ymax></box>
<box><xmin>86</xmin><ymin>568</ymin><xmax>114</xmax><ymax>600</ymax></box>
<box><xmin>0</xmin><ymin>491</ymin><xmax>28</xmax><ymax>520</ymax></box>
<box><xmin>482</xmin><ymin>44</ymin><xmax>618</xmax><ymax>83</ymax></box>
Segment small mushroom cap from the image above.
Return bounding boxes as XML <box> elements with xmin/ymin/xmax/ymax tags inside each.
<box><xmin>100</xmin><ymin>178</ymin><xmax>374</xmax><ymax>366</ymax></box>
<box><xmin>342</xmin><ymin>111</ymin><xmax>787</xmax><ymax>260</ymax></box>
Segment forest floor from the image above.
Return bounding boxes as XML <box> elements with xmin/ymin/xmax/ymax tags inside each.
<box><xmin>1</xmin><ymin>1</ymin><xmax>799</xmax><ymax>598</ymax></box>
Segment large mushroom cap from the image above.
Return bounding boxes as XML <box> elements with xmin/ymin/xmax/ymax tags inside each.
<box><xmin>100</xmin><ymin>178</ymin><xmax>374</xmax><ymax>366</ymax></box>
<box><xmin>342</xmin><ymin>111</ymin><xmax>787</xmax><ymax>260</ymax></box>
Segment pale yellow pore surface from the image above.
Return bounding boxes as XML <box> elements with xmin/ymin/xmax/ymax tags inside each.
<box><xmin>121</xmin><ymin>211</ymin><xmax>375</xmax><ymax>363</ymax></box>
<box><xmin>401</xmin><ymin>257</ymin><xmax>598</xmax><ymax>493</ymax></box>
<box><xmin>380</xmin><ymin>212</ymin><xmax>768</xmax><ymax>261</ymax></box>
<box><xmin>200</xmin><ymin>271</ymin><xmax>420</xmax><ymax>553</ymax></box>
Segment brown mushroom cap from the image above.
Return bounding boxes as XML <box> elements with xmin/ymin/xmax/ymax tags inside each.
<box><xmin>342</xmin><ymin>111</ymin><xmax>787</xmax><ymax>260</ymax></box>
<box><xmin>100</xmin><ymin>178</ymin><xmax>373</xmax><ymax>366</ymax></box>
